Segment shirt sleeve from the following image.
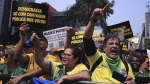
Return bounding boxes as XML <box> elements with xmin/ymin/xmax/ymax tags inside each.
<box><xmin>16</xmin><ymin>68</ymin><xmax>25</xmax><ymax>76</ymax></box>
<box><xmin>83</xmin><ymin>37</ymin><xmax>96</xmax><ymax>56</ymax></box>
<box><xmin>0</xmin><ymin>64</ymin><xmax>5</xmax><ymax>72</ymax></box>
<box><xmin>78</xmin><ymin>64</ymin><xmax>88</xmax><ymax>72</ymax></box>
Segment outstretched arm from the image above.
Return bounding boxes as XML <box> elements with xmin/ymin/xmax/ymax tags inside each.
<box><xmin>7</xmin><ymin>68</ymin><xmax>44</xmax><ymax>84</ymax></box>
<box><xmin>83</xmin><ymin>5</ymin><xmax>109</xmax><ymax>56</ymax></box>
<box><xmin>64</xmin><ymin>27</ymin><xmax>73</xmax><ymax>49</ymax></box>
<box><xmin>84</xmin><ymin>4</ymin><xmax>108</xmax><ymax>39</ymax></box>
<box><xmin>57</xmin><ymin>71</ymin><xmax>90</xmax><ymax>84</ymax></box>
<box><xmin>15</xmin><ymin>22</ymin><xmax>29</xmax><ymax>63</ymax></box>
<box><xmin>30</xmin><ymin>33</ymin><xmax>50</xmax><ymax>73</ymax></box>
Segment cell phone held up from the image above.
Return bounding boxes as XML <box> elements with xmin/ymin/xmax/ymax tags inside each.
<box><xmin>112</xmin><ymin>71</ymin><xmax>126</xmax><ymax>83</ymax></box>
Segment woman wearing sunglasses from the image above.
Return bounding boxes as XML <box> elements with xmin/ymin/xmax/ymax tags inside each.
<box><xmin>0</xmin><ymin>48</ymin><xmax>25</xmax><ymax>76</ymax></box>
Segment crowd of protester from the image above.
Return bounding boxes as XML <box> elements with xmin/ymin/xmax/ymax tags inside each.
<box><xmin>0</xmin><ymin>4</ymin><xmax>149</xmax><ymax>84</ymax></box>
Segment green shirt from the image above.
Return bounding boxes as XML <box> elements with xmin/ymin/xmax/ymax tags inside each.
<box><xmin>134</xmin><ymin>71</ymin><xmax>150</xmax><ymax>77</ymax></box>
<box><xmin>0</xmin><ymin>64</ymin><xmax>25</xmax><ymax>76</ymax></box>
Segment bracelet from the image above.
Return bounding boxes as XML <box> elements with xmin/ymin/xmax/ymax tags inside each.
<box><xmin>90</xmin><ymin>18</ymin><xmax>98</xmax><ymax>23</ymax></box>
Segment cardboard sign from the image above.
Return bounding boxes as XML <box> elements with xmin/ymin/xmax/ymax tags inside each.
<box><xmin>43</xmin><ymin>26</ymin><xmax>103</xmax><ymax>51</ymax></box>
<box><xmin>107</xmin><ymin>21</ymin><xmax>133</xmax><ymax>39</ymax></box>
<box><xmin>43</xmin><ymin>27</ymin><xmax>67</xmax><ymax>51</ymax></box>
<box><xmin>128</xmin><ymin>37</ymin><xmax>139</xmax><ymax>43</ymax></box>
<box><xmin>11</xmin><ymin>1</ymin><xmax>48</xmax><ymax>28</ymax></box>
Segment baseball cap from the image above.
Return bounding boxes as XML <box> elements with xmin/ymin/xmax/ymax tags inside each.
<box><xmin>36</xmin><ymin>33</ymin><xmax>48</xmax><ymax>44</ymax></box>
<box><xmin>24</xmin><ymin>40</ymin><xmax>34</xmax><ymax>47</ymax></box>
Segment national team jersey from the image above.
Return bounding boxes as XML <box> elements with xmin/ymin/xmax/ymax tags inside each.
<box><xmin>87</xmin><ymin>50</ymin><xmax>135</xmax><ymax>83</ymax></box>
<box><xmin>26</xmin><ymin>53</ymin><xmax>57</xmax><ymax>72</ymax></box>
<box><xmin>26</xmin><ymin>53</ymin><xmax>57</xmax><ymax>80</ymax></box>
<box><xmin>49</xmin><ymin>62</ymin><xmax>88</xmax><ymax>81</ymax></box>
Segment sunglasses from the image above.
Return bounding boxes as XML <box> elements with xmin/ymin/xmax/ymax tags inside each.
<box><xmin>3</xmin><ymin>54</ymin><xmax>8</xmax><ymax>58</ymax></box>
<box><xmin>61</xmin><ymin>53</ymin><xmax>72</xmax><ymax>57</ymax></box>
<box><xmin>39</xmin><ymin>38</ymin><xmax>45</xmax><ymax>41</ymax></box>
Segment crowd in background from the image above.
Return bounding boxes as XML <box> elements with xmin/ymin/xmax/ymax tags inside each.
<box><xmin>0</xmin><ymin>5</ymin><xmax>149</xmax><ymax>84</ymax></box>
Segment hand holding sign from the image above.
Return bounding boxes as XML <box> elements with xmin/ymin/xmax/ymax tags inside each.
<box><xmin>91</xmin><ymin>4</ymin><xmax>109</xmax><ymax>19</ymax></box>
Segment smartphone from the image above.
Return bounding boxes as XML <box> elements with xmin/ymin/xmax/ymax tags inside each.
<box><xmin>118</xmin><ymin>29</ymin><xmax>124</xmax><ymax>41</ymax></box>
<box><xmin>112</xmin><ymin>71</ymin><xmax>126</xmax><ymax>83</ymax></box>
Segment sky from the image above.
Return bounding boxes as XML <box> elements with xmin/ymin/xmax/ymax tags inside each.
<box><xmin>36</xmin><ymin>0</ymin><xmax>149</xmax><ymax>35</ymax></box>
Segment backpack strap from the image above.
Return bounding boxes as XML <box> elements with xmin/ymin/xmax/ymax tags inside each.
<box><xmin>90</xmin><ymin>56</ymin><xmax>103</xmax><ymax>75</ymax></box>
<box><xmin>122</xmin><ymin>61</ymin><xmax>129</xmax><ymax>75</ymax></box>
<box><xmin>90</xmin><ymin>57</ymin><xmax>129</xmax><ymax>75</ymax></box>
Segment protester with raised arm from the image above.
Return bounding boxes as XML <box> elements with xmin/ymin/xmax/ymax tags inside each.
<box><xmin>7</xmin><ymin>22</ymin><xmax>59</xmax><ymax>84</ymax></box>
<box><xmin>83</xmin><ymin>4</ymin><xmax>135</xmax><ymax>84</ymax></box>
<box><xmin>30</xmin><ymin>32</ymin><xmax>90</xmax><ymax>84</ymax></box>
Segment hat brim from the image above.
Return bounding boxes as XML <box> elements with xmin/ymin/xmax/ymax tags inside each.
<box><xmin>36</xmin><ymin>33</ymin><xmax>48</xmax><ymax>44</ymax></box>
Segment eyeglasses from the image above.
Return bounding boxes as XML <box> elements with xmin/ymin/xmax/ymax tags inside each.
<box><xmin>61</xmin><ymin>53</ymin><xmax>72</xmax><ymax>57</ymax></box>
<box><xmin>3</xmin><ymin>54</ymin><xmax>8</xmax><ymax>58</ymax></box>
<box><xmin>39</xmin><ymin>38</ymin><xmax>44</xmax><ymax>41</ymax></box>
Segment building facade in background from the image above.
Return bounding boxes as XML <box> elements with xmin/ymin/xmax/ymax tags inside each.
<box><xmin>41</xmin><ymin>2</ymin><xmax>57</xmax><ymax>26</ymax></box>
<box><xmin>50</xmin><ymin>12</ymin><xmax>75</xmax><ymax>28</ymax></box>
<box><xmin>0</xmin><ymin>0</ymin><xmax>5</xmax><ymax>35</ymax></box>
<box><xmin>138</xmin><ymin>12</ymin><xmax>150</xmax><ymax>49</ymax></box>
<box><xmin>145</xmin><ymin>12</ymin><xmax>150</xmax><ymax>37</ymax></box>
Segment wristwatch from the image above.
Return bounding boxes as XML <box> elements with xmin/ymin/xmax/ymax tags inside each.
<box><xmin>90</xmin><ymin>18</ymin><xmax>98</xmax><ymax>23</ymax></box>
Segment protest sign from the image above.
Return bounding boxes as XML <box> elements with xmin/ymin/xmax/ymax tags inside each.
<box><xmin>43</xmin><ymin>27</ymin><xmax>67</xmax><ymax>51</ymax></box>
<box><xmin>128</xmin><ymin>37</ymin><xmax>139</xmax><ymax>43</ymax></box>
<box><xmin>71</xmin><ymin>26</ymin><xmax>103</xmax><ymax>47</ymax></box>
<box><xmin>43</xmin><ymin>26</ymin><xmax>103</xmax><ymax>51</ymax></box>
<box><xmin>107</xmin><ymin>21</ymin><xmax>133</xmax><ymax>39</ymax></box>
<box><xmin>11</xmin><ymin>1</ymin><xmax>48</xmax><ymax>28</ymax></box>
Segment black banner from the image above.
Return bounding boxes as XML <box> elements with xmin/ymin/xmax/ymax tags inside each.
<box><xmin>107</xmin><ymin>21</ymin><xmax>133</xmax><ymax>39</ymax></box>
<box><xmin>71</xmin><ymin>26</ymin><xmax>103</xmax><ymax>47</ymax></box>
<box><xmin>11</xmin><ymin>1</ymin><xmax>48</xmax><ymax>28</ymax></box>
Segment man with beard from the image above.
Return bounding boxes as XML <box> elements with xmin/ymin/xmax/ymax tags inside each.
<box><xmin>83</xmin><ymin>4</ymin><xmax>135</xmax><ymax>84</ymax></box>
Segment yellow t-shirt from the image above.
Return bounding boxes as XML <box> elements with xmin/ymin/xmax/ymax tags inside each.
<box><xmin>40</xmin><ymin>54</ymin><xmax>58</xmax><ymax>80</ymax></box>
<box><xmin>87</xmin><ymin>50</ymin><xmax>135</xmax><ymax>83</ymax></box>
<box><xmin>148</xmin><ymin>56</ymin><xmax>150</xmax><ymax>70</ymax></box>
<box><xmin>50</xmin><ymin>62</ymin><xmax>88</xmax><ymax>80</ymax></box>
<box><xmin>0</xmin><ymin>58</ymin><xmax>4</xmax><ymax>65</ymax></box>
<box><xmin>26</xmin><ymin>53</ymin><xmax>57</xmax><ymax>72</ymax></box>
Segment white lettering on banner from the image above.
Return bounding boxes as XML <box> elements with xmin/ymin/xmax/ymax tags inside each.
<box><xmin>43</xmin><ymin>26</ymin><xmax>67</xmax><ymax>51</ymax></box>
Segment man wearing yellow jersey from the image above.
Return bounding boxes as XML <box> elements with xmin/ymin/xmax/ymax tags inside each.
<box><xmin>7</xmin><ymin>22</ymin><xmax>58</xmax><ymax>84</ymax></box>
<box><xmin>13</xmin><ymin>22</ymin><xmax>58</xmax><ymax>72</ymax></box>
<box><xmin>30</xmin><ymin>33</ymin><xmax>90</xmax><ymax>84</ymax></box>
<box><xmin>83</xmin><ymin>4</ymin><xmax>135</xmax><ymax>84</ymax></box>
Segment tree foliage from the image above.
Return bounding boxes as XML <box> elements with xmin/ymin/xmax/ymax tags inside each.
<box><xmin>65</xmin><ymin>0</ymin><xmax>115</xmax><ymax>26</ymax></box>
<box><xmin>144</xmin><ymin>39</ymin><xmax>150</xmax><ymax>49</ymax></box>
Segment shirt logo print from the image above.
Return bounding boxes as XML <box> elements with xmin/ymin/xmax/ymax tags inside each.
<box><xmin>101</xmin><ymin>64</ymin><xmax>107</xmax><ymax>67</ymax></box>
